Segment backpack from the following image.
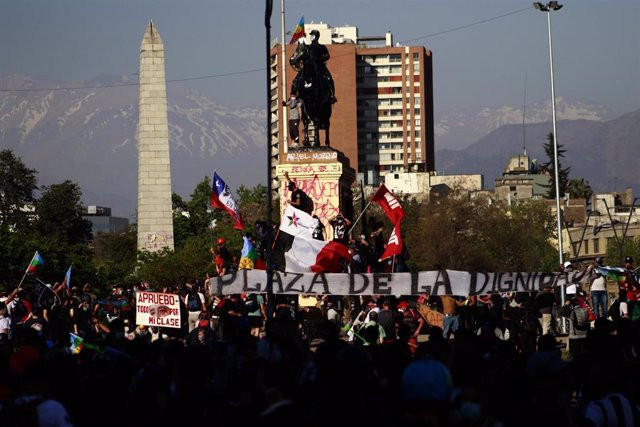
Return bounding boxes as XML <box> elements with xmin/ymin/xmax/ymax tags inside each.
<box><xmin>245</xmin><ymin>294</ymin><xmax>258</xmax><ymax>312</ymax></box>
<box><xmin>187</xmin><ymin>293</ymin><xmax>201</xmax><ymax>312</ymax></box>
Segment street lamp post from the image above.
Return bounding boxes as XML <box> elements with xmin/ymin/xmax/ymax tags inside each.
<box><xmin>534</xmin><ymin>1</ymin><xmax>566</xmax><ymax>327</ymax></box>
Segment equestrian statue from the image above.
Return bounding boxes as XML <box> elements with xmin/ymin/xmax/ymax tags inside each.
<box><xmin>289</xmin><ymin>29</ymin><xmax>336</xmax><ymax>147</ymax></box>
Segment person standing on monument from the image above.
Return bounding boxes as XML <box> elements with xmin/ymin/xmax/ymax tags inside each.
<box><xmin>284</xmin><ymin>172</ymin><xmax>313</xmax><ymax>214</ymax></box>
<box><xmin>282</xmin><ymin>92</ymin><xmax>304</xmax><ymax>148</ymax></box>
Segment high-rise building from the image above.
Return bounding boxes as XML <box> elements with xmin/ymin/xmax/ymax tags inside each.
<box><xmin>137</xmin><ymin>21</ymin><xmax>174</xmax><ymax>252</ymax></box>
<box><xmin>270</xmin><ymin>23</ymin><xmax>434</xmax><ymax>185</ymax></box>
<box><xmin>82</xmin><ymin>206</ymin><xmax>129</xmax><ymax>235</ymax></box>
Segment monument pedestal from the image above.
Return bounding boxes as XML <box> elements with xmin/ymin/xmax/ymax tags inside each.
<box><xmin>276</xmin><ymin>146</ymin><xmax>355</xmax><ymax>240</ymax></box>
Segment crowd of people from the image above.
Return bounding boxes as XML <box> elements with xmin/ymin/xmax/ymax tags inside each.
<box><xmin>1</xmin><ymin>249</ymin><xmax>640</xmax><ymax>426</ymax></box>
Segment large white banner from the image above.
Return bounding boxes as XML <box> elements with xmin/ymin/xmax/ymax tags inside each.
<box><xmin>209</xmin><ymin>269</ymin><xmax>588</xmax><ymax>296</ymax></box>
<box><xmin>136</xmin><ymin>291</ymin><xmax>181</xmax><ymax>328</ymax></box>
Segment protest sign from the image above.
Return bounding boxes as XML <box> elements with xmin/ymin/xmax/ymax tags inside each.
<box><xmin>135</xmin><ymin>291</ymin><xmax>181</xmax><ymax>328</ymax></box>
<box><xmin>418</xmin><ymin>305</ymin><xmax>445</xmax><ymax>329</ymax></box>
<box><xmin>210</xmin><ymin>269</ymin><xmax>586</xmax><ymax>296</ymax></box>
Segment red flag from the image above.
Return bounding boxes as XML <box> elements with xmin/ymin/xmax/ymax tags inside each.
<box><xmin>371</xmin><ymin>184</ymin><xmax>404</xmax><ymax>224</ymax></box>
<box><xmin>379</xmin><ymin>222</ymin><xmax>402</xmax><ymax>261</ymax></box>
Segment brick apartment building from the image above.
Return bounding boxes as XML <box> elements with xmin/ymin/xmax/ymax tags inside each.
<box><xmin>269</xmin><ymin>23</ymin><xmax>434</xmax><ymax>185</ymax></box>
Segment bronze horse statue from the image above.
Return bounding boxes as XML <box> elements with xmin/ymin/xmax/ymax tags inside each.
<box><xmin>289</xmin><ymin>42</ymin><xmax>334</xmax><ymax>147</ymax></box>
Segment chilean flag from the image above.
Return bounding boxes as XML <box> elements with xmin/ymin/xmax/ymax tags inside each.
<box><xmin>275</xmin><ymin>205</ymin><xmax>350</xmax><ymax>273</ymax></box>
<box><xmin>210</xmin><ymin>172</ymin><xmax>244</xmax><ymax>230</ymax></box>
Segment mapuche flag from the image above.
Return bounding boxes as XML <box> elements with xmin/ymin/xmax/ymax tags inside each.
<box><xmin>371</xmin><ymin>184</ymin><xmax>404</xmax><ymax>224</ymax></box>
<box><xmin>275</xmin><ymin>205</ymin><xmax>350</xmax><ymax>273</ymax></box>
<box><xmin>289</xmin><ymin>16</ymin><xmax>305</xmax><ymax>44</ymax></box>
<box><xmin>26</xmin><ymin>251</ymin><xmax>44</xmax><ymax>274</ymax></box>
<box><xmin>210</xmin><ymin>172</ymin><xmax>244</xmax><ymax>230</ymax></box>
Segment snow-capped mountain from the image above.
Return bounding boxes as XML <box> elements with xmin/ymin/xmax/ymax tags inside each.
<box><xmin>435</xmin><ymin>96</ymin><xmax>616</xmax><ymax>151</ymax></box>
<box><xmin>0</xmin><ymin>75</ymin><xmax>266</xmax><ymax>218</ymax></box>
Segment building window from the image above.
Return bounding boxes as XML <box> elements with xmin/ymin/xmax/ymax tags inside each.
<box><xmin>572</xmin><ymin>243</ymin><xmax>579</xmax><ymax>255</ymax></box>
<box><xmin>583</xmin><ymin>240</ymin><xmax>589</xmax><ymax>254</ymax></box>
<box><xmin>593</xmin><ymin>238</ymin><xmax>600</xmax><ymax>253</ymax></box>
<box><xmin>509</xmin><ymin>186</ymin><xmax>516</xmax><ymax>191</ymax></box>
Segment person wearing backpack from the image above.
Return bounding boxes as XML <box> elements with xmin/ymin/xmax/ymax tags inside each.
<box><xmin>567</xmin><ymin>296</ymin><xmax>589</xmax><ymax>359</ymax></box>
<box><xmin>184</xmin><ymin>284</ymin><xmax>205</xmax><ymax>332</ymax></box>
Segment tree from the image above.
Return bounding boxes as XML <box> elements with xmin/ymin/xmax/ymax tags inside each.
<box><xmin>567</xmin><ymin>178</ymin><xmax>593</xmax><ymax>201</ymax></box>
<box><xmin>402</xmin><ymin>192</ymin><xmax>558</xmax><ymax>272</ymax></box>
<box><xmin>541</xmin><ymin>132</ymin><xmax>570</xmax><ymax>199</ymax></box>
<box><xmin>0</xmin><ymin>149</ymin><xmax>38</xmax><ymax>232</ymax></box>
<box><xmin>93</xmin><ymin>226</ymin><xmax>137</xmax><ymax>289</ymax></box>
<box><xmin>605</xmin><ymin>235</ymin><xmax>640</xmax><ymax>267</ymax></box>
<box><xmin>33</xmin><ymin>181</ymin><xmax>94</xmax><ymax>285</ymax></box>
<box><xmin>0</xmin><ymin>150</ymin><xmax>39</xmax><ymax>289</ymax></box>
<box><xmin>237</xmin><ymin>184</ymin><xmax>269</xmax><ymax>227</ymax></box>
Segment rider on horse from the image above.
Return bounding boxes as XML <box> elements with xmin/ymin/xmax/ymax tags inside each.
<box><xmin>307</xmin><ymin>30</ymin><xmax>336</xmax><ymax>104</ymax></box>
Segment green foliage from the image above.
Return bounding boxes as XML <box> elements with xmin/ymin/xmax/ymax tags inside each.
<box><xmin>136</xmin><ymin>234</ymin><xmax>214</xmax><ymax>288</ymax></box>
<box><xmin>567</xmin><ymin>178</ymin><xmax>593</xmax><ymax>201</ymax></box>
<box><xmin>92</xmin><ymin>226</ymin><xmax>138</xmax><ymax>289</ymax></box>
<box><xmin>605</xmin><ymin>235</ymin><xmax>640</xmax><ymax>266</ymax></box>
<box><xmin>0</xmin><ymin>149</ymin><xmax>38</xmax><ymax>231</ymax></box>
<box><xmin>0</xmin><ymin>150</ymin><xmax>39</xmax><ymax>288</ymax></box>
<box><xmin>32</xmin><ymin>181</ymin><xmax>95</xmax><ymax>286</ymax></box>
<box><xmin>542</xmin><ymin>132</ymin><xmax>571</xmax><ymax>199</ymax></box>
<box><xmin>402</xmin><ymin>194</ymin><xmax>558</xmax><ymax>272</ymax></box>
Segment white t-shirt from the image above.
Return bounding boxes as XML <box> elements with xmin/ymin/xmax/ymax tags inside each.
<box><xmin>591</xmin><ymin>276</ymin><xmax>607</xmax><ymax>292</ymax></box>
<box><xmin>0</xmin><ymin>316</ymin><xmax>11</xmax><ymax>334</ymax></box>
<box><xmin>620</xmin><ymin>301</ymin><xmax>628</xmax><ymax>318</ymax></box>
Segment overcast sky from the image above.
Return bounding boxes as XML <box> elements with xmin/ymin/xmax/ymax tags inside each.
<box><xmin>1</xmin><ymin>0</ymin><xmax>639</xmax><ymax>115</ymax></box>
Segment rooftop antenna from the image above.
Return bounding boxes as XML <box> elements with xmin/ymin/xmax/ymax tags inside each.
<box><xmin>522</xmin><ymin>72</ymin><xmax>527</xmax><ymax>156</ymax></box>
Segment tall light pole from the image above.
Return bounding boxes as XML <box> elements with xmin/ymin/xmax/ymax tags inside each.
<box><xmin>534</xmin><ymin>1</ymin><xmax>566</xmax><ymax>319</ymax></box>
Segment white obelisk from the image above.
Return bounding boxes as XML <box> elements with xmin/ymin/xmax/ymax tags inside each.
<box><xmin>137</xmin><ymin>21</ymin><xmax>174</xmax><ymax>252</ymax></box>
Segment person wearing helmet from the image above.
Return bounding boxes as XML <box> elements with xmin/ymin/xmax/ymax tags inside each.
<box><xmin>307</xmin><ymin>29</ymin><xmax>336</xmax><ymax>103</ymax></box>
<box><xmin>214</xmin><ymin>237</ymin><xmax>232</xmax><ymax>276</ymax></box>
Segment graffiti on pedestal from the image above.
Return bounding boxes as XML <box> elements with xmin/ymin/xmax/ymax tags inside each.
<box><xmin>282</xmin><ymin>174</ymin><xmax>341</xmax><ymax>223</ymax></box>
<box><xmin>142</xmin><ymin>232</ymin><xmax>174</xmax><ymax>251</ymax></box>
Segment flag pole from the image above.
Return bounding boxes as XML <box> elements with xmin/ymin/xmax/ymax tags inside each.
<box><xmin>265</xmin><ymin>0</ymin><xmax>275</xmax><ymax>319</ymax></box>
<box><xmin>348</xmin><ymin>199</ymin><xmax>374</xmax><ymax>236</ymax></box>
<box><xmin>17</xmin><ymin>251</ymin><xmax>37</xmax><ymax>290</ymax></box>
<box><xmin>392</xmin><ymin>255</ymin><xmax>396</xmax><ymax>273</ymax></box>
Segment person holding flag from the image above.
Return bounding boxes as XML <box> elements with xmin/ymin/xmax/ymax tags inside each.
<box><xmin>350</xmin><ymin>184</ymin><xmax>406</xmax><ymax>272</ymax></box>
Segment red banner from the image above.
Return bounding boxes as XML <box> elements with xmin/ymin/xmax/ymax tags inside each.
<box><xmin>379</xmin><ymin>222</ymin><xmax>402</xmax><ymax>261</ymax></box>
<box><xmin>371</xmin><ymin>184</ymin><xmax>404</xmax><ymax>225</ymax></box>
